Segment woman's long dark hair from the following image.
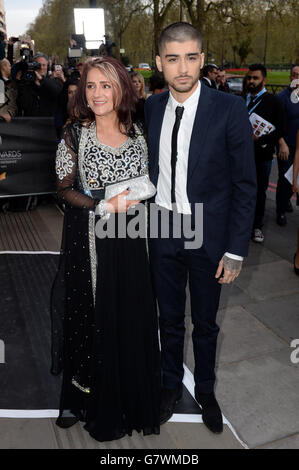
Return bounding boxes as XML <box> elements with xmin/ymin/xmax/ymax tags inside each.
<box><xmin>70</xmin><ymin>57</ymin><xmax>139</xmax><ymax>137</ymax></box>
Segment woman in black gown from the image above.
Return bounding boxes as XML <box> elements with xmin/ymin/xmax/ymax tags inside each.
<box><xmin>51</xmin><ymin>57</ymin><xmax>160</xmax><ymax>442</ymax></box>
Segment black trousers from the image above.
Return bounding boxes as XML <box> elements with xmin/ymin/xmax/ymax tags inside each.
<box><xmin>253</xmin><ymin>158</ymin><xmax>273</xmax><ymax>229</ymax></box>
<box><xmin>148</xmin><ymin>208</ymin><xmax>222</xmax><ymax>394</ymax></box>
<box><xmin>276</xmin><ymin>147</ymin><xmax>295</xmax><ymax>215</ymax></box>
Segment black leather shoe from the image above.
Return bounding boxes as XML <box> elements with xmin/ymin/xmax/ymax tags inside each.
<box><xmin>160</xmin><ymin>385</ymin><xmax>183</xmax><ymax>425</ymax></box>
<box><xmin>195</xmin><ymin>390</ymin><xmax>223</xmax><ymax>434</ymax></box>
<box><xmin>276</xmin><ymin>213</ymin><xmax>287</xmax><ymax>226</ymax></box>
<box><xmin>56</xmin><ymin>416</ymin><xmax>79</xmax><ymax>428</ymax></box>
<box><xmin>294</xmin><ymin>254</ymin><xmax>299</xmax><ymax>276</ymax></box>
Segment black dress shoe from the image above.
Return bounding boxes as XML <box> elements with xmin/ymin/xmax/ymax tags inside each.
<box><xmin>294</xmin><ymin>254</ymin><xmax>299</xmax><ymax>276</ymax></box>
<box><xmin>195</xmin><ymin>390</ymin><xmax>223</xmax><ymax>434</ymax></box>
<box><xmin>56</xmin><ymin>416</ymin><xmax>79</xmax><ymax>428</ymax></box>
<box><xmin>160</xmin><ymin>385</ymin><xmax>183</xmax><ymax>425</ymax></box>
<box><xmin>276</xmin><ymin>213</ymin><xmax>287</xmax><ymax>226</ymax></box>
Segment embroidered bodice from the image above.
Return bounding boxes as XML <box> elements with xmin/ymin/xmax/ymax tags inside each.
<box><xmin>55</xmin><ymin>122</ymin><xmax>149</xmax><ymax>209</ymax></box>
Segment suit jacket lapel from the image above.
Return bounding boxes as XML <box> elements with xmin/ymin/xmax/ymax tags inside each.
<box><xmin>150</xmin><ymin>91</ymin><xmax>169</xmax><ymax>185</ymax></box>
<box><xmin>187</xmin><ymin>84</ymin><xmax>214</xmax><ymax>182</ymax></box>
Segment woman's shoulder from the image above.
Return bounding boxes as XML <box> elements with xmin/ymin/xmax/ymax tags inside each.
<box><xmin>61</xmin><ymin>120</ymin><xmax>84</xmax><ymax>140</ymax></box>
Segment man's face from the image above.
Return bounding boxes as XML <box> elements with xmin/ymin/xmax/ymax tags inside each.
<box><xmin>247</xmin><ymin>70</ymin><xmax>266</xmax><ymax>94</ymax></box>
<box><xmin>1</xmin><ymin>59</ymin><xmax>11</xmax><ymax>78</ymax></box>
<box><xmin>156</xmin><ymin>39</ymin><xmax>204</xmax><ymax>101</ymax></box>
<box><xmin>207</xmin><ymin>67</ymin><xmax>218</xmax><ymax>82</ymax></box>
<box><xmin>216</xmin><ymin>70</ymin><xmax>226</xmax><ymax>85</ymax></box>
<box><xmin>35</xmin><ymin>57</ymin><xmax>48</xmax><ymax>77</ymax></box>
<box><xmin>290</xmin><ymin>66</ymin><xmax>299</xmax><ymax>89</ymax></box>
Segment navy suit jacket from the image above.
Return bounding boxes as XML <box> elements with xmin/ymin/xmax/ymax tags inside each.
<box><xmin>144</xmin><ymin>85</ymin><xmax>257</xmax><ymax>264</ymax></box>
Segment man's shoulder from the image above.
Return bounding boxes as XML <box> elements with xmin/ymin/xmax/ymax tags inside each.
<box><xmin>208</xmin><ymin>86</ymin><xmax>244</xmax><ymax>108</ymax></box>
<box><xmin>145</xmin><ymin>90</ymin><xmax>169</xmax><ymax>108</ymax></box>
<box><xmin>262</xmin><ymin>91</ymin><xmax>285</xmax><ymax>108</ymax></box>
<box><xmin>277</xmin><ymin>86</ymin><xmax>289</xmax><ymax>97</ymax></box>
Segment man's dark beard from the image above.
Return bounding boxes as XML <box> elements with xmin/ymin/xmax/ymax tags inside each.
<box><xmin>248</xmin><ymin>81</ymin><xmax>264</xmax><ymax>94</ymax></box>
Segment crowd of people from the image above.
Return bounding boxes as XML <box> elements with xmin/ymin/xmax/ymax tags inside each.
<box><xmin>1</xmin><ymin>43</ymin><xmax>298</xmax><ymax>248</ymax></box>
<box><xmin>0</xmin><ymin>22</ymin><xmax>299</xmax><ymax>444</ymax></box>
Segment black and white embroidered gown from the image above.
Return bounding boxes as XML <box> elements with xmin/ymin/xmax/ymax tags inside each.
<box><xmin>51</xmin><ymin>121</ymin><xmax>160</xmax><ymax>442</ymax></box>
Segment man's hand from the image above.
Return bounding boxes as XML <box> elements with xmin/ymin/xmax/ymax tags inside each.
<box><xmin>35</xmin><ymin>71</ymin><xmax>43</xmax><ymax>86</ymax></box>
<box><xmin>215</xmin><ymin>255</ymin><xmax>243</xmax><ymax>284</ymax></box>
<box><xmin>278</xmin><ymin>139</ymin><xmax>289</xmax><ymax>160</ymax></box>
<box><xmin>0</xmin><ymin>113</ymin><xmax>11</xmax><ymax>123</ymax></box>
<box><xmin>292</xmin><ymin>181</ymin><xmax>299</xmax><ymax>194</ymax></box>
<box><xmin>52</xmin><ymin>68</ymin><xmax>66</xmax><ymax>82</ymax></box>
<box><xmin>253</xmin><ymin>133</ymin><xmax>259</xmax><ymax>142</ymax></box>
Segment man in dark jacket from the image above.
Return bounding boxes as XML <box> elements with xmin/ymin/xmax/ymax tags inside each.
<box><xmin>246</xmin><ymin>63</ymin><xmax>286</xmax><ymax>243</ymax></box>
<box><xmin>16</xmin><ymin>52</ymin><xmax>63</xmax><ymax>117</ymax></box>
<box><xmin>201</xmin><ymin>64</ymin><xmax>218</xmax><ymax>89</ymax></box>
<box><xmin>275</xmin><ymin>65</ymin><xmax>299</xmax><ymax>225</ymax></box>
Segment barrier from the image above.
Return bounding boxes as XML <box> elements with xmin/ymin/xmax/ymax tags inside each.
<box><xmin>0</xmin><ymin>117</ymin><xmax>57</xmax><ymax>198</ymax></box>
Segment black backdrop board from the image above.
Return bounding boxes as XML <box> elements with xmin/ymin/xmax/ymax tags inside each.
<box><xmin>0</xmin><ymin>117</ymin><xmax>57</xmax><ymax>197</ymax></box>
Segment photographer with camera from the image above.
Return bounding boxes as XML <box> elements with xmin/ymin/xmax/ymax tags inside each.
<box><xmin>16</xmin><ymin>52</ymin><xmax>63</xmax><ymax>117</ymax></box>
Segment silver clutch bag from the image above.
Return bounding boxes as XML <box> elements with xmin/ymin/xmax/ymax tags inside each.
<box><xmin>104</xmin><ymin>174</ymin><xmax>156</xmax><ymax>201</ymax></box>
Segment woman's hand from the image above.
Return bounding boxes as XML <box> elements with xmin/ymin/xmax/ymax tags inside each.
<box><xmin>106</xmin><ymin>190</ymin><xmax>140</xmax><ymax>213</ymax></box>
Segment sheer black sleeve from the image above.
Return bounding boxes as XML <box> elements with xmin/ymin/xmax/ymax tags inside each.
<box><xmin>55</xmin><ymin>124</ymin><xmax>96</xmax><ymax>210</ymax></box>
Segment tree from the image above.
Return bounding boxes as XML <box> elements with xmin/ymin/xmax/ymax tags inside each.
<box><xmin>101</xmin><ymin>0</ymin><xmax>151</xmax><ymax>59</ymax></box>
<box><xmin>238</xmin><ymin>38</ymin><xmax>253</xmax><ymax>65</ymax></box>
<box><xmin>152</xmin><ymin>0</ymin><xmax>177</xmax><ymax>53</ymax></box>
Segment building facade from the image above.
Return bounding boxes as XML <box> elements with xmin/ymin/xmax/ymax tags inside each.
<box><xmin>0</xmin><ymin>0</ymin><xmax>6</xmax><ymax>36</ymax></box>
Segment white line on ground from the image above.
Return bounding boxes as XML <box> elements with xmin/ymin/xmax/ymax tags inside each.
<box><xmin>0</xmin><ymin>251</ymin><xmax>60</xmax><ymax>255</ymax></box>
<box><xmin>182</xmin><ymin>364</ymin><xmax>249</xmax><ymax>448</ymax></box>
<box><xmin>0</xmin><ymin>365</ymin><xmax>249</xmax><ymax>448</ymax></box>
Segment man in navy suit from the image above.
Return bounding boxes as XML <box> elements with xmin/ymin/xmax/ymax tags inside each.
<box><xmin>144</xmin><ymin>23</ymin><xmax>256</xmax><ymax>434</ymax></box>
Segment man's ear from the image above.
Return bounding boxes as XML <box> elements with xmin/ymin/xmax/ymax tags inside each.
<box><xmin>199</xmin><ymin>52</ymin><xmax>205</xmax><ymax>70</ymax></box>
<box><xmin>156</xmin><ymin>55</ymin><xmax>162</xmax><ymax>72</ymax></box>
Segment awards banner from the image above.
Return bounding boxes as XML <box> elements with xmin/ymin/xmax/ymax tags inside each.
<box><xmin>0</xmin><ymin>117</ymin><xmax>57</xmax><ymax>197</ymax></box>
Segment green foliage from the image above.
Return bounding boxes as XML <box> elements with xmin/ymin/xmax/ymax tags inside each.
<box><xmin>25</xmin><ymin>1</ymin><xmax>299</xmax><ymax>66</ymax></box>
<box><xmin>133</xmin><ymin>69</ymin><xmax>153</xmax><ymax>79</ymax></box>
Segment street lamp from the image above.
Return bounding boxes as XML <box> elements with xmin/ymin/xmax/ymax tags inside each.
<box><xmin>263</xmin><ymin>3</ymin><xmax>270</xmax><ymax>66</ymax></box>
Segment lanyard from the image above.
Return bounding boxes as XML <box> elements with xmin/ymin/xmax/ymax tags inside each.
<box><xmin>247</xmin><ymin>88</ymin><xmax>267</xmax><ymax>116</ymax></box>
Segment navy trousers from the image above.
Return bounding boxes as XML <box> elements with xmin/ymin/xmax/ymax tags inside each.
<box><xmin>148</xmin><ymin>208</ymin><xmax>222</xmax><ymax>394</ymax></box>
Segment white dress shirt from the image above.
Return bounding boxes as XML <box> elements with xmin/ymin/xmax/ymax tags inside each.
<box><xmin>155</xmin><ymin>81</ymin><xmax>243</xmax><ymax>261</ymax></box>
<box><xmin>156</xmin><ymin>81</ymin><xmax>201</xmax><ymax>215</ymax></box>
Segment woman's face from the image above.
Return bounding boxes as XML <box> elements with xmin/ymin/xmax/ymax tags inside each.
<box><xmin>68</xmin><ymin>84</ymin><xmax>77</xmax><ymax>101</ymax></box>
<box><xmin>132</xmin><ymin>76</ymin><xmax>142</xmax><ymax>95</ymax></box>
<box><xmin>86</xmin><ymin>67</ymin><xmax>116</xmax><ymax>118</ymax></box>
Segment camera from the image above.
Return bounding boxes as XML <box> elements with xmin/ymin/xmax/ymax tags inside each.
<box><xmin>23</xmin><ymin>61</ymin><xmax>42</xmax><ymax>81</ymax></box>
<box><xmin>11</xmin><ymin>58</ymin><xmax>42</xmax><ymax>82</ymax></box>
<box><xmin>11</xmin><ymin>37</ymin><xmax>19</xmax><ymax>43</ymax></box>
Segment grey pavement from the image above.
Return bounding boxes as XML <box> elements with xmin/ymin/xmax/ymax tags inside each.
<box><xmin>1</xmin><ymin>161</ymin><xmax>299</xmax><ymax>448</ymax></box>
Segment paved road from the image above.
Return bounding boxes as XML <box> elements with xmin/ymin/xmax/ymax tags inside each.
<box><xmin>0</xmin><ymin>164</ymin><xmax>299</xmax><ymax>448</ymax></box>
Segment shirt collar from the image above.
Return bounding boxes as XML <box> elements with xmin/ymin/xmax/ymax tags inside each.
<box><xmin>247</xmin><ymin>87</ymin><xmax>267</xmax><ymax>100</ymax></box>
<box><xmin>168</xmin><ymin>80</ymin><xmax>201</xmax><ymax>113</ymax></box>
